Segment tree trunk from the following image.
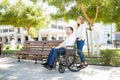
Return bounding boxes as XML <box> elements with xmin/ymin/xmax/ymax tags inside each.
<box><xmin>27</xmin><ymin>25</ymin><xmax>31</xmax><ymax>41</ymax></box>
<box><xmin>27</xmin><ymin>27</ymin><xmax>30</xmax><ymax>35</ymax></box>
<box><xmin>89</xmin><ymin>25</ymin><xmax>94</xmax><ymax>55</ymax></box>
<box><xmin>78</xmin><ymin>2</ymin><xmax>99</xmax><ymax>55</ymax></box>
<box><xmin>86</xmin><ymin>29</ymin><xmax>90</xmax><ymax>55</ymax></box>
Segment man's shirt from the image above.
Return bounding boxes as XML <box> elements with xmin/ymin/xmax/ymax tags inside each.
<box><xmin>58</xmin><ymin>33</ymin><xmax>76</xmax><ymax>48</ymax></box>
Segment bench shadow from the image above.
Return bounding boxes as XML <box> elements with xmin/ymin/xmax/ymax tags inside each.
<box><xmin>1</xmin><ymin>58</ymin><xmax>119</xmax><ymax>80</ymax></box>
<box><xmin>0</xmin><ymin>58</ymin><xmax>83</xmax><ymax>80</ymax></box>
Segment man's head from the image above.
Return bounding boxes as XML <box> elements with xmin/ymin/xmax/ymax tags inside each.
<box><xmin>66</xmin><ymin>26</ymin><xmax>73</xmax><ymax>36</ymax></box>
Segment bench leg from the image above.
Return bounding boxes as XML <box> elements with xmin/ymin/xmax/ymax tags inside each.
<box><xmin>18</xmin><ymin>57</ymin><xmax>20</xmax><ymax>62</ymax></box>
<box><xmin>34</xmin><ymin>58</ymin><xmax>37</xmax><ymax>64</ymax></box>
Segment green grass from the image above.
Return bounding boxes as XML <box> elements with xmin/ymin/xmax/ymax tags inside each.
<box><xmin>86</xmin><ymin>58</ymin><xmax>101</xmax><ymax>65</ymax></box>
<box><xmin>2</xmin><ymin>49</ymin><xmax>120</xmax><ymax>66</ymax></box>
<box><xmin>3</xmin><ymin>50</ymin><xmax>19</xmax><ymax>53</ymax></box>
<box><xmin>84</xmin><ymin>50</ymin><xmax>120</xmax><ymax>66</ymax></box>
<box><xmin>2</xmin><ymin>50</ymin><xmax>20</xmax><ymax>57</ymax></box>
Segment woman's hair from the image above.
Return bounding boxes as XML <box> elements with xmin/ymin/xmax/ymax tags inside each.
<box><xmin>67</xmin><ymin>26</ymin><xmax>73</xmax><ymax>32</ymax></box>
<box><xmin>77</xmin><ymin>16</ymin><xmax>84</xmax><ymax>27</ymax></box>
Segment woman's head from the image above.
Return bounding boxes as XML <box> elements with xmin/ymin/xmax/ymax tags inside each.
<box><xmin>77</xmin><ymin>16</ymin><xmax>84</xmax><ymax>26</ymax></box>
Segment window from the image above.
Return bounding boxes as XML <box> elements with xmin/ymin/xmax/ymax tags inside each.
<box><xmin>9</xmin><ymin>28</ymin><xmax>14</xmax><ymax>32</ymax></box>
<box><xmin>33</xmin><ymin>37</ymin><xmax>38</xmax><ymax>41</ymax></box>
<box><xmin>62</xmin><ymin>26</ymin><xmax>66</xmax><ymax>30</ymax></box>
<box><xmin>42</xmin><ymin>37</ymin><xmax>47</xmax><ymax>41</ymax></box>
<box><xmin>17</xmin><ymin>28</ymin><xmax>20</xmax><ymax>33</ymax></box>
<box><xmin>59</xmin><ymin>36</ymin><xmax>63</xmax><ymax>40</ymax></box>
<box><xmin>52</xmin><ymin>36</ymin><xmax>56</xmax><ymax>40</ymax></box>
<box><xmin>3</xmin><ymin>29</ymin><xmax>8</xmax><ymax>33</ymax></box>
<box><xmin>18</xmin><ymin>38</ymin><xmax>21</xmax><ymax>43</ymax></box>
<box><xmin>0</xmin><ymin>30</ymin><xmax>2</xmax><ymax>33</ymax></box>
<box><xmin>25</xmin><ymin>36</ymin><xmax>28</xmax><ymax>41</ymax></box>
<box><xmin>58</xmin><ymin>25</ymin><xmax>63</xmax><ymax>30</ymax></box>
<box><xmin>51</xmin><ymin>24</ymin><xmax>57</xmax><ymax>29</ymax></box>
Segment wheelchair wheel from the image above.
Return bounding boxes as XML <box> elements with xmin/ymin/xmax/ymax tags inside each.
<box><xmin>66</xmin><ymin>54</ymin><xmax>76</xmax><ymax>66</ymax></box>
<box><xmin>54</xmin><ymin>55</ymin><xmax>65</xmax><ymax>70</ymax></box>
<box><xmin>58</xmin><ymin>65</ymin><xmax>65</xmax><ymax>73</ymax></box>
<box><xmin>68</xmin><ymin>60</ymin><xmax>82</xmax><ymax>72</ymax></box>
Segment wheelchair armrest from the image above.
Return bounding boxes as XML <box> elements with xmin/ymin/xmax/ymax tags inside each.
<box><xmin>66</xmin><ymin>46</ymin><xmax>74</xmax><ymax>49</ymax></box>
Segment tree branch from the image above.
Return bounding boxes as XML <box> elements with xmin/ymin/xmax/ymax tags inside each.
<box><xmin>78</xmin><ymin>2</ymin><xmax>92</xmax><ymax>24</ymax></box>
<box><xmin>93</xmin><ymin>6</ymin><xmax>99</xmax><ymax>23</ymax></box>
<box><xmin>78</xmin><ymin>2</ymin><xmax>99</xmax><ymax>25</ymax></box>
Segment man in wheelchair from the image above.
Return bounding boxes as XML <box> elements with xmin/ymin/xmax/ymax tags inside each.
<box><xmin>41</xmin><ymin>26</ymin><xmax>76</xmax><ymax>70</ymax></box>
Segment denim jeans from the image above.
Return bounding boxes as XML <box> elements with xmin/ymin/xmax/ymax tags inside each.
<box><xmin>77</xmin><ymin>39</ymin><xmax>85</xmax><ymax>62</ymax></box>
<box><xmin>47</xmin><ymin>48</ymin><xmax>65</xmax><ymax>67</ymax></box>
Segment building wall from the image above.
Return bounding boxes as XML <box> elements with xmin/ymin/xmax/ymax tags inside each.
<box><xmin>39</xmin><ymin>23</ymin><xmax>66</xmax><ymax>41</ymax></box>
<box><xmin>0</xmin><ymin>26</ymin><xmax>26</xmax><ymax>44</ymax></box>
<box><xmin>92</xmin><ymin>23</ymin><xmax>115</xmax><ymax>44</ymax></box>
<box><xmin>0</xmin><ymin>23</ymin><xmax>116</xmax><ymax>45</ymax></box>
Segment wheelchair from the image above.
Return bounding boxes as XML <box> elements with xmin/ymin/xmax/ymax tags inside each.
<box><xmin>54</xmin><ymin>46</ymin><xmax>83</xmax><ymax>73</ymax></box>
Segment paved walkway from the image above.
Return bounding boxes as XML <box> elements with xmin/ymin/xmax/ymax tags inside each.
<box><xmin>0</xmin><ymin>57</ymin><xmax>120</xmax><ymax>80</ymax></box>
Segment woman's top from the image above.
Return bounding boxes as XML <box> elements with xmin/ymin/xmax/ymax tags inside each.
<box><xmin>75</xmin><ymin>24</ymin><xmax>86</xmax><ymax>40</ymax></box>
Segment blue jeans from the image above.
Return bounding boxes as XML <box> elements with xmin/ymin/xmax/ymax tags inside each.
<box><xmin>47</xmin><ymin>48</ymin><xmax>65</xmax><ymax>67</ymax></box>
<box><xmin>77</xmin><ymin>39</ymin><xmax>85</xmax><ymax>62</ymax></box>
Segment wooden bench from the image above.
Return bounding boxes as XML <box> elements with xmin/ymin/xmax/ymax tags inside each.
<box><xmin>15</xmin><ymin>40</ymin><xmax>63</xmax><ymax>63</ymax></box>
<box><xmin>113</xmin><ymin>40</ymin><xmax>120</xmax><ymax>50</ymax></box>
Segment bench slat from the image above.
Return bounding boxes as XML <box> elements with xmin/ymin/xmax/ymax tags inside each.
<box><xmin>15</xmin><ymin>40</ymin><xmax>63</xmax><ymax>63</ymax></box>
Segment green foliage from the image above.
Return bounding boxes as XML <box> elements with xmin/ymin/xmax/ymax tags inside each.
<box><xmin>100</xmin><ymin>49</ymin><xmax>120</xmax><ymax>66</ymax></box>
<box><xmin>16</xmin><ymin>44</ymin><xmax>22</xmax><ymax>50</ymax></box>
<box><xmin>86</xmin><ymin>58</ymin><xmax>101</xmax><ymax>65</ymax></box>
<box><xmin>3</xmin><ymin>49</ymin><xmax>19</xmax><ymax>57</ymax></box>
<box><xmin>115</xmin><ymin>23</ymin><xmax>120</xmax><ymax>32</ymax></box>
<box><xmin>0</xmin><ymin>0</ymin><xmax>10</xmax><ymax>9</ymax></box>
<box><xmin>29</xmin><ymin>27</ymin><xmax>38</xmax><ymax>38</ymax></box>
<box><xmin>0</xmin><ymin>0</ymin><xmax>49</xmax><ymax>37</ymax></box>
<box><xmin>3</xmin><ymin>44</ymin><xmax>10</xmax><ymax>50</ymax></box>
<box><xmin>30</xmin><ymin>0</ymin><xmax>37</xmax><ymax>4</ymax></box>
<box><xmin>3</xmin><ymin>50</ymin><xmax>18</xmax><ymax>53</ymax></box>
<box><xmin>44</xmin><ymin>0</ymin><xmax>120</xmax><ymax>31</ymax></box>
<box><xmin>3</xmin><ymin>44</ymin><xmax>23</xmax><ymax>50</ymax></box>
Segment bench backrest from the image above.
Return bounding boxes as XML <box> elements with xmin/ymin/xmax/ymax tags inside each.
<box><xmin>22</xmin><ymin>41</ymin><xmax>63</xmax><ymax>52</ymax></box>
<box><xmin>22</xmin><ymin>41</ymin><xmax>45</xmax><ymax>51</ymax></box>
<box><xmin>113</xmin><ymin>40</ymin><xmax>120</xmax><ymax>45</ymax></box>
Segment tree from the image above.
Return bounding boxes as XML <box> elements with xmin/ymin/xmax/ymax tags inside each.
<box><xmin>43</xmin><ymin>0</ymin><xmax>120</xmax><ymax>29</ymax></box>
<box><xmin>0</xmin><ymin>0</ymin><xmax>49</xmax><ymax>39</ymax></box>
<box><xmin>43</xmin><ymin>0</ymin><xmax>101</xmax><ymax>54</ymax></box>
<box><xmin>0</xmin><ymin>0</ymin><xmax>10</xmax><ymax>25</ymax></box>
<box><xmin>43</xmin><ymin>0</ymin><xmax>120</xmax><ymax>55</ymax></box>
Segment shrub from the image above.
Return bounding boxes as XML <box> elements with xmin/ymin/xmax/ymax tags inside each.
<box><xmin>16</xmin><ymin>44</ymin><xmax>21</xmax><ymax>50</ymax></box>
<box><xmin>111</xmin><ymin>51</ymin><xmax>120</xmax><ymax>66</ymax></box>
<box><xmin>3</xmin><ymin>44</ymin><xmax>10</xmax><ymax>50</ymax></box>
<box><xmin>100</xmin><ymin>49</ymin><xmax>120</xmax><ymax>66</ymax></box>
<box><xmin>94</xmin><ymin>44</ymin><xmax>101</xmax><ymax>48</ymax></box>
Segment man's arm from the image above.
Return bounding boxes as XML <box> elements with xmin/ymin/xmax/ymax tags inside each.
<box><xmin>55</xmin><ymin>41</ymin><xmax>65</xmax><ymax>48</ymax></box>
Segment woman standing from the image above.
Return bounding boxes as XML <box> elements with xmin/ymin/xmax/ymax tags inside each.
<box><xmin>75</xmin><ymin>16</ymin><xmax>87</xmax><ymax>68</ymax></box>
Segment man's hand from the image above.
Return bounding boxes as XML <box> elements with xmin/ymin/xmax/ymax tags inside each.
<box><xmin>55</xmin><ymin>46</ymin><xmax>60</xmax><ymax>49</ymax></box>
<box><xmin>55</xmin><ymin>46</ymin><xmax>64</xmax><ymax>49</ymax></box>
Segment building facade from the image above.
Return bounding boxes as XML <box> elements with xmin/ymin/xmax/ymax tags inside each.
<box><xmin>0</xmin><ymin>23</ymin><xmax>117</xmax><ymax>45</ymax></box>
<box><xmin>0</xmin><ymin>26</ymin><xmax>26</xmax><ymax>44</ymax></box>
<box><xmin>0</xmin><ymin>23</ymin><xmax>67</xmax><ymax>44</ymax></box>
<box><xmin>39</xmin><ymin>23</ymin><xmax>66</xmax><ymax>41</ymax></box>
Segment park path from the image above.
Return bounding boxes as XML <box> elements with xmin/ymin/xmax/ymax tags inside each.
<box><xmin>0</xmin><ymin>57</ymin><xmax>120</xmax><ymax>80</ymax></box>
